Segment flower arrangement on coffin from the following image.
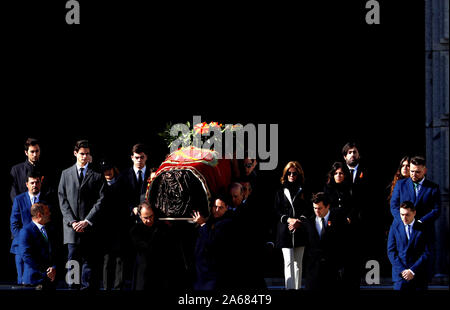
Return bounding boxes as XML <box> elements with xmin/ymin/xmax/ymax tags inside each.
<box><xmin>158</xmin><ymin>121</ymin><xmax>244</xmax><ymax>157</ymax></box>
<box><xmin>150</xmin><ymin>120</ymin><xmax>240</xmax><ymax>219</ymax></box>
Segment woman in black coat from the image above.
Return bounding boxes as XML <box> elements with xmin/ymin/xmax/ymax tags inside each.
<box><xmin>323</xmin><ymin>162</ymin><xmax>357</xmax><ymax>223</ymax></box>
<box><xmin>273</xmin><ymin>161</ymin><xmax>311</xmax><ymax>290</ymax></box>
<box><xmin>323</xmin><ymin>161</ymin><xmax>359</xmax><ymax>290</ymax></box>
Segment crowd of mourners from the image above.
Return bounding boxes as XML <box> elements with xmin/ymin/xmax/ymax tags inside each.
<box><xmin>8</xmin><ymin>138</ymin><xmax>441</xmax><ymax>291</ymax></box>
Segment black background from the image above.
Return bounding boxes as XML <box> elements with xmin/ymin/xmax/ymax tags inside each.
<box><xmin>1</xmin><ymin>0</ymin><xmax>425</xmax><ymax>293</ymax></box>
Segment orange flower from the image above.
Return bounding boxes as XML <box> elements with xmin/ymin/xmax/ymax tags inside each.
<box><xmin>359</xmin><ymin>172</ymin><xmax>364</xmax><ymax>179</ymax></box>
<box><xmin>209</xmin><ymin>121</ymin><xmax>222</xmax><ymax>128</ymax></box>
<box><xmin>194</xmin><ymin>122</ymin><xmax>210</xmax><ymax>135</ymax></box>
<box><xmin>328</xmin><ymin>220</ymin><xmax>331</xmax><ymax>226</ymax></box>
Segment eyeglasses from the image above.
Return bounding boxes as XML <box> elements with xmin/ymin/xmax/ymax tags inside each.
<box><xmin>244</xmin><ymin>163</ymin><xmax>254</xmax><ymax>169</ymax></box>
<box><xmin>287</xmin><ymin>171</ymin><xmax>298</xmax><ymax>176</ymax></box>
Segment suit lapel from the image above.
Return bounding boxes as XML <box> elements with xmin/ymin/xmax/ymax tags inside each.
<box><xmin>283</xmin><ymin>188</ymin><xmax>293</xmax><ymax>207</ymax></box>
<box><xmin>415</xmin><ymin>180</ymin><xmax>428</xmax><ymax>204</ymax></box>
<box><xmin>71</xmin><ymin>164</ymin><xmax>80</xmax><ymax>187</ymax></box>
<box><xmin>129</xmin><ymin>168</ymin><xmax>138</xmax><ymax>189</ymax></box>
<box><xmin>81</xmin><ymin>166</ymin><xmax>93</xmax><ymax>187</ymax></box>
<box><xmin>406</xmin><ymin>178</ymin><xmax>417</xmax><ymax>204</ymax></box>
<box><xmin>23</xmin><ymin>192</ymin><xmax>32</xmax><ymax>213</ymax></box>
<box><xmin>397</xmin><ymin>222</ymin><xmax>408</xmax><ymax>246</ymax></box>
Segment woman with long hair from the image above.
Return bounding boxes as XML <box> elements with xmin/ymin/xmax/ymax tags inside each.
<box><xmin>323</xmin><ymin>161</ymin><xmax>360</xmax><ymax>290</ymax></box>
<box><xmin>273</xmin><ymin>161</ymin><xmax>311</xmax><ymax>290</ymax></box>
<box><xmin>324</xmin><ymin>161</ymin><xmax>357</xmax><ymax>223</ymax></box>
<box><xmin>387</xmin><ymin>156</ymin><xmax>411</xmax><ymax>202</ymax></box>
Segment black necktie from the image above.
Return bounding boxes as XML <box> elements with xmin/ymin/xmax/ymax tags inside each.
<box><xmin>79</xmin><ymin>167</ymin><xmax>84</xmax><ymax>184</ymax></box>
<box><xmin>137</xmin><ymin>170</ymin><xmax>143</xmax><ymax>190</ymax></box>
<box><xmin>321</xmin><ymin>217</ymin><xmax>326</xmax><ymax>239</ymax></box>
<box><xmin>349</xmin><ymin>169</ymin><xmax>354</xmax><ymax>183</ymax></box>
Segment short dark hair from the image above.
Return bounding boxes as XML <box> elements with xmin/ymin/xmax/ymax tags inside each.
<box><xmin>400</xmin><ymin>200</ymin><xmax>416</xmax><ymax>212</ymax></box>
<box><xmin>74</xmin><ymin>140</ymin><xmax>90</xmax><ymax>152</ymax></box>
<box><xmin>30</xmin><ymin>202</ymin><xmax>48</xmax><ymax>218</ymax></box>
<box><xmin>311</xmin><ymin>192</ymin><xmax>330</xmax><ymax>206</ymax></box>
<box><xmin>24</xmin><ymin>138</ymin><xmax>40</xmax><ymax>151</ymax></box>
<box><xmin>410</xmin><ymin>156</ymin><xmax>426</xmax><ymax>167</ymax></box>
<box><xmin>27</xmin><ymin>169</ymin><xmax>42</xmax><ymax>181</ymax></box>
<box><xmin>132</xmin><ymin>143</ymin><xmax>148</xmax><ymax>155</ymax></box>
<box><xmin>212</xmin><ymin>193</ymin><xmax>228</xmax><ymax>207</ymax></box>
<box><xmin>341</xmin><ymin>142</ymin><xmax>359</xmax><ymax>157</ymax></box>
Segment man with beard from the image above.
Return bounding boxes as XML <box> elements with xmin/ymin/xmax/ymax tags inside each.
<box><xmin>10</xmin><ymin>170</ymin><xmax>51</xmax><ymax>285</ymax></box>
<box><xmin>10</xmin><ymin>138</ymin><xmax>45</xmax><ymax>202</ymax></box>
<box><xmin>341</xmin><ymin>142</ymin><xmax>384</xmax><ymax>288</ymax></box>
<box><xmin>390</xmin><ymin>156</ymin><xmax>440</xmax><ymax>280</ymax></box>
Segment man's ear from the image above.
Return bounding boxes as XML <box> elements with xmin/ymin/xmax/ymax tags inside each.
<box><xmin>424</xmin><ymin>167</ymin><xmax>428</xmax><ymax>175</ymax></box>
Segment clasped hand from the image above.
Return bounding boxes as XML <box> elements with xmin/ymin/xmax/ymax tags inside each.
<box><xmin>401</xmin><ymin>269</ymin><xmax>415</xmax><ymax>281</ymax></box>
<box><xmin>72</xmin><ymin>220</ymin><xmax>88</xmax><ymax>232</ymax></box>
<box><xmin>287</xmin><ymin>218</ymin><xmax>301</xmax><ymax>231</ymax></box>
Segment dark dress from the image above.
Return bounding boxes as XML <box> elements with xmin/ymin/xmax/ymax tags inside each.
<box><xmin>324</xmin><ymin>182</ymin><xmax>360</xmax><ymax>289</ymax></box>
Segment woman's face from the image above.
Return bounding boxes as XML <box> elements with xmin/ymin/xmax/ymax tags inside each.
<box><xmin>287</xmin><ymin>167</ymin><xmax>299</xmax><ymax>183</ymax></box>
<box><xmin>401</xmin><ymin>160</ymin><xmax>410</xmax><ymax>178</ymax></box>
<box><xmin>334</xmin><ymin>168</ymin><xmax>345</xmax><ymax>184</ymax></box>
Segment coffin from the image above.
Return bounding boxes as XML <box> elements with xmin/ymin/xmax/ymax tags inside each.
<box><xmin>146</xmin><ymin>147</ymin><xmax>232</xmax><ymax>218</ymax></box>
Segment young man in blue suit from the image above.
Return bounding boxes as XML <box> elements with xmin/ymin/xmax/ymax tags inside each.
<box><xmin>10</xmin><ymin>170</ymin><xmax>44</xmax><ymax>285</ymax></box>
<box><xmin>390</xmin><ymin>156</ymin><xmax>440</xmax><ymax>279</ymax></box>
<box><xmin>19</xmin><ymin>202</ymin><xmax>56</xmax><ymax>289</ymax></box>
<box><xmin>390</xmin><ymin>156</ymin><xmax>441</xmax><ymax>227</ymax></box>
<box><xmin>387</xmin><ymin>201</ymin><xmax>430</xmax><ymax>290</ymax></box>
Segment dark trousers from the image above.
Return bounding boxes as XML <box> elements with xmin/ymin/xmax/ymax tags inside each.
<box><xmin>68</xmin><ymin>241</ymin><xmax>100</xmax><ymax>290</ymax></box>
<box><xmin>103</xmin><ymin>252</ymin><xmax>124</xmax><ymax>290</ymax></box>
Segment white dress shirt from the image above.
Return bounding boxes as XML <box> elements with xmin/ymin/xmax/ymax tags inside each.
<box><xmin>133</xmin><ymin>166</ymin><xmax>146</xmax><ymax>182</ymax></box>
<box><xmin>315</xmin><ymin>210</ymin><xmax>330</xmax><ymax>238</ymax></box>
<box><xmin>347</xmin><ymin>163</ymin><xmax>359</xmax><ymax>183</ymax></box>
<box><xmin>405</xmin><ymin>219</ymin><xmax>415</xmax><ymax>240</ymax></box>
<box><xmin>29</xmin><ymin>192</ymin><xmax>41</xmax><ymax>205</ymax></box>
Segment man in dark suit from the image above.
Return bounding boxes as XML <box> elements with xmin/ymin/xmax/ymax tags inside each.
<box><xmin>191</xmin><ymin>195</ymin><xmax>237</xmax><ymax>290</ymax></box>
<box><xmin>129</xmin><ymin>201</ymin><xmax>173</xmax><ymax>290</ymax></box>
<box><xmin>19</xmin><ymin>202</ymin><xmax>56</xmax><ymax>289</ymax></box>
<box><xmin>390</xmin><ymin>156</ymin><xmax>441</xmax><ymax>227</ymax></box>
<box><xmin>387</xmin><ymin>201</ymin><xmax>430</xmax><ymax>290</ymax></box>
<box><xmin>10</xmin><ymin>170</ymin><xmax>47</xmax><ymax>285</ymax></box>
<box><xmin>58</xmin><ymin>140</ymin><xmax>105</xmax><ymax>290</ymax></box>
<box><xmin>303</xmin><ymin>192</ymin><xmax>345</xmax><ymax>290</ymax></box>
<box><xmin>10</xmin><ymin>138</ymin><xmax>42</xmax><ymax>202</ymax></box>
<box><xmin>116</xmin><ymin>143</ymin><xmax>151</xmax><ymax>287</ymax></box>
<box><xmin>342</xmin><ymin>141</ymin><xmax>386</xmax><ymax>288</ymax></box>
<box><xmin>119</xmin><ymin>143</ymin><xmax>151</xmax><ymax>221</ymax></box>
